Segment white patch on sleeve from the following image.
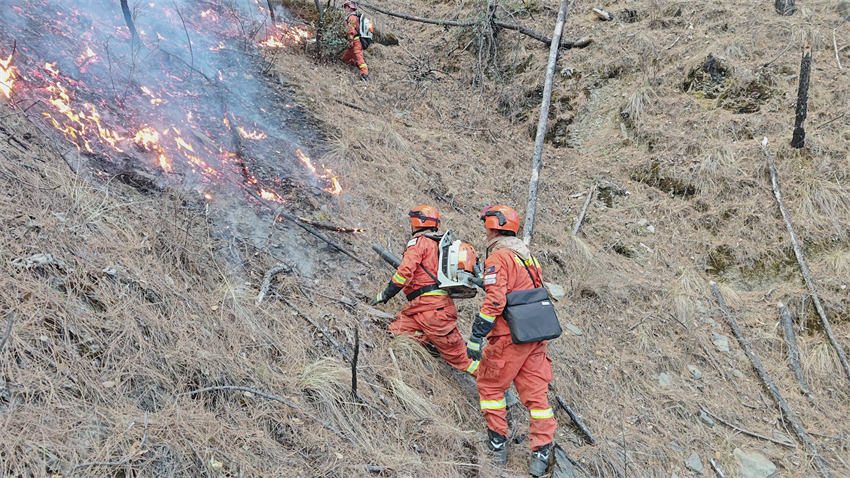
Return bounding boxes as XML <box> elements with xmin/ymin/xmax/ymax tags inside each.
<box><xmin>406</xmin><ymin>238</ymin><xmax>418</xmax><ymax>248</ymax></box>
<box><xmin>484</xmin><ymin>273</ymin><xmax>497</xmax><ymax>285</ymax></box>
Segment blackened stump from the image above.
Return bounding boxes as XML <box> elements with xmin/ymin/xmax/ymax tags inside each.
<box><xmin>775</xmin><ymin>0</ymin><xmax>795</xmax><ymax>15</ymax></box>
<box><xmin>791</xmin><ymin>45</ymin><xmax>811</xmax><ymax>148</ymax></box>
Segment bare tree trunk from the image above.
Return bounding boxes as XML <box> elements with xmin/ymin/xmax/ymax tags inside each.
<box><xmin>266</xmin><ymin>0</ymin><xmax>276</xmax><ymax>23</ymax></box>
<box><xmin>522</xmin><ymin>0</ymin><xmax>569</xmax><ymax>244</ymax></box>
<box><xmin>314</xmin><ymin>0</ymin><xmax>324</xmax><ymax>60</ymax></box>
<box><xmin>120</xmin><ymin>0</ymin><xmax>139</xmax><ymax>46</ymax></box>
<box><xmin>775</xmin><ymin>0</ymin><xmax>796</xmax><ymax>15</ymax></box>
<box><xmin>791</xmin><ymin>44</ymin><xmax>811</xmax><ymax>148</ymax></box>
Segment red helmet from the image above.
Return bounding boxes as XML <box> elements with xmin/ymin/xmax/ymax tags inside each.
<box><xmin>480</xmin><ymin>205</ymin><xmax>520</xmax><ymax>234</ymax></box>
<box><xmin>409</xmin><ymin>205</ymin><xmax>440</xmax><ymax>229</ymax></box>
<box><xmin>343</xmin><ymin>0</ymin><xmax>357</xmax><ymax>9</ymax></box>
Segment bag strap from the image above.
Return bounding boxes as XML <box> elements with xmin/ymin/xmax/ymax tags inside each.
<box><xmin>516</xmin><ymin>254</ymin><xmax>541</xmax><ymax>288</ymax></box>
<box><xmin>418</xmin><ymin>263</ymin><xmax>439</xmax><ymax>284</ymax></box>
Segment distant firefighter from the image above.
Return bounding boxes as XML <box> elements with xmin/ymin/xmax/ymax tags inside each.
<box><xmin>467</xmin><ymin>205</ymin><xmax>561</xmax><ymax>476</ymax></box>
<box><xmin>371</xmin><ymin>205</ymin><xmax>479</xmax><ymax>376</ymax></box>
<box><xmin>341</xmin><ymin>1</ymin><xmax>373</xmax><ymax>81</ymax></box>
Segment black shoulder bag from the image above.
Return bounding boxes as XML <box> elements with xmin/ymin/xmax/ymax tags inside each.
<box><xmin>503</xmin><ymin>255</ymin><xmax>562</xmax><ymax>344</ymax></box>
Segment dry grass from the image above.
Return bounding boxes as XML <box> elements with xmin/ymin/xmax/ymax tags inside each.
<box><xmin>2</xmin><ymin>0</ymin><xmax>850</xmax><ymax>475</ymax></box>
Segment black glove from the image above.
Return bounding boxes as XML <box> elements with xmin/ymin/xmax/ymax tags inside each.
<box><xmin>369</xmin><ymin>291</ymin><xmax>387</xmax><ymax>306</ymax></box>
<box><xmin>369</xmin><ymin>282</ymin><xmax>401</xmax><ymax>306</ymax></box>
<box><xmin>360</xmin><ymin>73</ymin><xmax>369</xmax><ymax>82</ymax></box>
<box><xmin>466</xmin><ymin>335</ymin><xmax>484</xmax><ymax>360</ymax></box>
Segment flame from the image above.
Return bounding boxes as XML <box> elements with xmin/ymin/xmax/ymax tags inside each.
<box><xmin>140</xmin><ymin>86</ymin><xmax>165</xmax><ymax>106</ymax></box>
<box><xmin>259</xmin><ymin>23</ymin><xmax>311</xmax><ymax>48</ymax></box>
<box><xmin>0</xmin><ymin>50</ymin><xmax>14</xmax><ymax>99</ymax></box>
<box><xmin>133</xmin><ymin>126</ymin><xmax>160</xmax><ymax>150</ymax></box>
<box><xmin>42</xmin><ymin>76</ymin><xmax>124</xmax><ymax>153</ymax></box>
<box><xmin>296</xmin><ymin>149</ymin><xmax>342</xmax><ymax>195</ymax></box>
<box><xmin>237</xmin><ymin>126</ymin><xmax>267</xmax><ymax>140</ymax></box>
<box><xmin>259</xmin><ymin>188</ymin><xmax>284</xmax><ymax>201</ymax></box>
<box><xmin>158</xmin><ymin>153</ymin><xmax>173</xmax><ymax>172</ymax></box>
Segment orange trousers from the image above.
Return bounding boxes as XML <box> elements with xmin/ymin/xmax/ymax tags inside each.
<box><xmin>476</xmin><ymin>335</ymin><xmax>556</xmax><ymax>449</ymax></box>
<box><xmin>342</xmin><ymin>42</ymin><xmax>368</xmax><ymax>74</ymax></box>
<box><xmin>388</xmin><ymin>297</ymin><xmax>478</xmax><ymax>375</ymax></box>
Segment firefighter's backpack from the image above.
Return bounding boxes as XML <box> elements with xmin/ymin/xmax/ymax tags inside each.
<box><xmin>356</xmin><ymin>13</ymin><xmax>374</xmax><ymax>49</ymax></box>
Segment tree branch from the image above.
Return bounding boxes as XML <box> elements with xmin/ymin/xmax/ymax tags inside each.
<box><xmin>0</xmin><ymin>312</ymin><xmax>14</xmax><ymax>353</ymax></box>
<box><xmin>360</xmin><ymin>2</ymin><xmax>592</xmax><ymax>50</ymax></box>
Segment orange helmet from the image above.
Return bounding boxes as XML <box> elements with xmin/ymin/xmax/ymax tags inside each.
<box><xmin>409</xmin><ymin>205</ymin><xmax>440</xmax><ymax>229</ymax></box>
<box><xmin>480</xmin><ymin>205</ymin><xmax>520</xmax><ymax>234</ymax></box>
<box><xmin>343</xmin><ymin>0</ymin><xmax>357</xmax><ymax>9</ymax></box>
<box><xmin>457</xmin><ymin>242</ymin><xmax>477</xmax><ymax>273</ymax></box>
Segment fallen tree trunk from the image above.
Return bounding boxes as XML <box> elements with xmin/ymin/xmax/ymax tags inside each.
<box><xmin>523</xmin><ymin>0</ymin><xmax>569</xmax><ymax>244</ymax></box>
<box><xmin>761</xmin><ymin>139</ymin><xmax>850</xmax><ymax>385</ymax></box>
<box><xmin>360</xmin><ymin>2</ymin><xmax>591</xmax><ymax>50</ymax></box>
<box><xmin>710</xmin><ymin>281</ymin><xmax>831</xmax><ymax>477</ymax></box>
<box><xmin>790</xmin><ymin>44</ymin><xmax>811</xmax><ymax>148</ymax></box>
<box><xmin>778</xmin><ymin>302</ymin><xmax>813</xmax><ymax>397</ymax></box>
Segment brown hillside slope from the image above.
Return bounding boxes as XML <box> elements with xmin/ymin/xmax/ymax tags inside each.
<box><xmin>1</xmin><ymin>0</ymin><xmax>849</xmax><ymax>477</ymax></box>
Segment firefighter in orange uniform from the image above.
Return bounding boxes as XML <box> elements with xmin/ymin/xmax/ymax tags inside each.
<box><xmin>341</xmin><ymin>1</ymin><xmax>369</xmax><ymax>81</ymax></box>
<box><xmin>370</xmin><ymin>205</ymin><xmax>479</xmax><ymax>375</ymax></box>
<box><xmin>466</xmin><ymin>205</ymin><xmax>556</xmax><ymax>476</ymax></box>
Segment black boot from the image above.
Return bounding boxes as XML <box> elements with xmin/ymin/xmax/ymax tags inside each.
<box><xmin>529</xmin><ymin>443</ymin><xmax>551</xmax><ymax>477</ymax></box>
<box><xmin>487</xmin><ymin>429</ymin><xmax>507</xmax><ymax>465</ymax></box>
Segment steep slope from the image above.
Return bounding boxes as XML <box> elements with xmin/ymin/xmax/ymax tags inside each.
<box><xmin>1</xmin><ymin>0</ymin><xmax>849</xmax><ymax>477</ymax></box>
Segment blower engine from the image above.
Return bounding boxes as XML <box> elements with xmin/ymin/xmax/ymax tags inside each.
<box><xmin>372</xmin><ymin>229</ymin><xmax>483</xmax><ymax>299</ymax></box>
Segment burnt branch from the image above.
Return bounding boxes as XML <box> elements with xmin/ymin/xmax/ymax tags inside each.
<box><xmin>699</xmin><ymin>406</ymin><xmax>794</xmax><ymax>447</ymax></box>
<box><xmin>791</xmin><ymin>45</ymin><xmax>811</xmax><ymax>148</ymax></box>
<box><xmin>266</xmin><ymin>0</ymin><xmax>277</xmax><ymax>23</ymax></box>
<box><xmin>120</xmin><ymin>0</ymin><xmax>140</xmax><ymax>46</ymax></box>
<box><xmin>572</xmin><ymin>184</ymin><xmax>596</xmax><ymax>235</ymax></box>
<box><xmin>710</xmin><ymin>281</ymin><xmax>832</xmax><ymax>477</ymax></box>
<box><xmin>351</xmin><ymin>326</ymin><xmax>360</xmax><ymax>399</ymax></box>
<box><xmin>775</xmin><ymin>0</ymin><xmax>796</xmax><ymax>16</ymax></box>
<box><xmin>556</xmin><ymin>394</ymin><xmax>596</xmax><ymax>445</ymax></box>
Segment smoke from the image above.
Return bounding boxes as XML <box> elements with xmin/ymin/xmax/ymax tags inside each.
<box><xmin>1</xmin><ymin>0</ymin><xmax>332</xmax><ymax>276</ymax></box>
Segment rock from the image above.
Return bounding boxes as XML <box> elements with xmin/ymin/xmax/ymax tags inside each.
<box><xmin>733</xmin><ymin>448</ymin><xmax>777</xmax><ymax>478</ymax></box>
<box><xmin>839</xmin><ymin>0</ymin><xmax>850</xmax><ymax>16</ymax></box>
<box><xmin>699</xmin><ymin>411</ymin><xmax>715</xmax><ymax>427</ymax></box>
<box><xmin>545</xmin><ymin>282</ymin><xmax>567</xmax><ymax>301</ymax></box>
<box><xmin>646</xmin><ymin>225</ymin><xmax>655</xmax><ymax>233</ymax></box>
<box><xmin>685</xmin><ymin>452</ymin><xmax>704</xmax><ymax>475</ymax></box>
<box><xmin>637</xmin><ymin>218</ymin><xmax>649</xmax><ymax>227</ymax></box>
<box><xmin>565</xmin><ymin>323</ymin><xmax>584</xmax><ymax>336</ymax></box>
<box><xmin>687</xmin><ymin>365</ymin><xmax>703</xmax><ymax>380</ymax></box>
<box><xmin>733</xmin><ymin>369</ymin><xmax>745</xmax><ymax>379</ymax></box>
<box><xmin>712</xmin><ymin>333</ymin><xmax>730</xmax><ymax>353</ymax></box>
<box><xmin>658</xmin><ymin>373</ymin><xmax>673</xmax><ymax>386</ymax></box>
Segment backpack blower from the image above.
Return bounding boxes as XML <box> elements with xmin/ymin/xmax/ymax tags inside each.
<box><xmin>372</xmin><ymin>230</ymin><xmax>483</xmax><ymax>298</ymax></box>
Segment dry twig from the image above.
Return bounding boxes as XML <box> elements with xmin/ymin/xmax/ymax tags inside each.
<box><xmin>709</xmin><ymin>458</ymin><xmax>727</xmax><ymax>478</ymax></box>
<box><xmin>761</xmin><ymin>138</ymin><xmax>850</xmax><ymax>385</ymax></box>
<box><xmin>572</xmin><ymin>184</ymin><xmax>596</xmax><ymax>235</ymax></box>
<box><xmin>256</xmin><ymin>264</ymin><xmax>290</xmax><ymax>306</ymax></box>
<box><xmin>710</xmin><ymin>281</ymin><xmax>831</xmax><ymax>477</ymax></box>
<box><xmin>699</xmin><ymin>406</ymin><xmax>794</xmax><ymax>448</ymax></box>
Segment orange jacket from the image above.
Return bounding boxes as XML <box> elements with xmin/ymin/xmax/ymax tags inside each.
<box><xmin>342</xmin><ymin>13</ymin><xmax>368</xmax><ymax>74</ymax></box>
<box><xmin>345</xmin><ymin>13</ymin><xmax>361</xmax><ymax>43</ymax></box>
<box><xmin>476</xmin><ymin>245</ymin><xmax>543</xmax><ymax>338</ymax></box>
<box><xmin>391</xmin><ymin>234</ymin><xmax>450</xmax><ymax>302</ymax></box>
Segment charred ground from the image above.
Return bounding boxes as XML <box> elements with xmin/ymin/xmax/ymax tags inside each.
<box><xmin>2</xmin><ymin>0</ymin><xmax>850</xmax><ymax>477</ymax></box>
